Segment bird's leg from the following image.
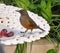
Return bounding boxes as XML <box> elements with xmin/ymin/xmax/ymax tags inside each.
<box><xmin>23</xmin><ymin>29</ymin><xmax>28</xmax><ymax>36</ymax></box>
<box><xmin>30</xmin><ymin>29</ymin><xmax>33</xmax><ymax>34</ymax></box>
<box><xmin>20</xmin><ymin>29</ymin><xmax>28</xmax><ymax>33</ymax></box>
<box><xmin>25</xmin><ymin>29</ymin><xmax>28</xmax><ymax>33</ymax></box>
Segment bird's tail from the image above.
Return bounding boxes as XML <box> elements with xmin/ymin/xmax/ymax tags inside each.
<box><xmin>38</xmin><ymin>26</ymin><xmax>45</xmax><ymax>32</ymax></box>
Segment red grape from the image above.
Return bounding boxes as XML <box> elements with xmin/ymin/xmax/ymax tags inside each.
<box><xmin>2</xmin><ymin>29</ymin><xmax>7</xmax><ymax>32</ymax></box>
<box><xmin>1</xmin><ymin>29</ymin><xmax>7</xmax><ymax>36</ymax></box>
<box><xmin>6</xmin><ymin>31</ymin><xmax>14</xmax><ymax>37</ymax></box>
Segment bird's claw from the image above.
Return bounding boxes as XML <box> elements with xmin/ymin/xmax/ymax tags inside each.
<box><xmin>20</xmin><ymin>31</ymin><xmax>25</xmax><ymax>33</ymax></box>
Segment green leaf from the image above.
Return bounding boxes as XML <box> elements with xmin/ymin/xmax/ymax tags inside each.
<box><xmin>46</xmin><ymin>0</ymin><xmax>51</xmax><ymax>9</ymax></box>
<box><xmin>0</xmin><ymin>0</ymin><xmax>4</xmax><ymax>3</ymax></box>
<box><xmin>41</xmin><ymin>11</ymin><xmax>49</xmax><ymax>21</ymax></box>
<box><xmin>23</xmin><ymin>42</ymin><xmax>27</xmax><ymax>53</ymax></box>
<box><xmin>46</xmin><ymin>0</ymin><xmax>52</xmax><ymax>19</ymax></box>
<box><xmin>46</xmin><ymin>0</ymin><xmax>60</xmax><ymax>3</ymax></box>
<box><xmin>52</xmin><ymin>0</ymin><xmax>60</xmax><ymax>3</ymax></box>
<box><xmin>40</xmin><ymin>0</ymin><xmax>46</xmax><ymax>9</ymax></box>
<box><xmin>29</xmin><ymin>4</ymin><xmax>37</xmax><ymax>9</ymax></box>
<box><xmin>46</xmin><ymin>8</ymin><xmax>52</xmax><ymax>18</ymax></box>
<box><xmin>47</xmin><ymin>49</ymin><xmax>57</xmax><ymax>53</ymax></box>
<box><xmin>30</xmin><ymin>42</ymin><xmax>33</xmax><ymax>53</ymax></box>
<box><xmin>15</xmin><ymin>0</ymin><xmax>30</xmax><ymax>10</ymax></box>
<box><xmin>40</xmin><ymin>0</ymin><xmax>52</xmax><ymax>23</ymax></box>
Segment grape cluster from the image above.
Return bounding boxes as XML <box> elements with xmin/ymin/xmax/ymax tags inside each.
<box><xmin>0</xmin><ymin>29</ymin><xmax>14</xmax><ymax>38</ymax></box>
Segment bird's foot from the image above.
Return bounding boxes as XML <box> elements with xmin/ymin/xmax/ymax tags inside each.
<box><xmin>29</xmin><ymin>31</ymin><xmax>33</xmax><ymax>34</ymax></box>
<box><xmin>20</xmin><ymin>31</ymin><xmax>25</xmax><ymax>33</ymax></box>
<box><xmin>20</xmin><ymin>34</ymin><xmax>25</xmax><ymax>37</ymax></box>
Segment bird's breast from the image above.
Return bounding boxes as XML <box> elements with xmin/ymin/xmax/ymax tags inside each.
<box><xmin>20</xmin><ymin>16</ymin><xmax>32</xmax><ymax>29</ymax></box>
<box><xmin>20</xmin><ymin>16</ymin><xmax>38</xmax><ymax>29</ymax></box>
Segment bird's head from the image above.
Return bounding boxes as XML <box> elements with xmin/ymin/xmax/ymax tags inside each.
<box><xmin>16</xmin><ymin>9</ymin><xmax>28</xmax><ymax>15</ymax></box>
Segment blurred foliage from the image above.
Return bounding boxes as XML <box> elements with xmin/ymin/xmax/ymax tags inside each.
<box><xmin>47</xmin><ymin>49</ymin><xmax>57</xmax><ymax>53</ymax></box>
<box><xmin>0</xmin><ymin>0</ymin><xmax>16</xmax><ymax>5</ymax></box>
<box><xmin>0</xmin><ymin>0</ymin><xmax>60</xmax><ymax>53</ymax></box>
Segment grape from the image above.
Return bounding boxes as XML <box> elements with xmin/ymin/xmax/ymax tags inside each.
<box><xmin>1</xmin><ymin>29</ymin><xmax>7</xmax><ymax>32</ymax></box>
<box><xmin>1</xmin><ymin>29</ymin><xmax>7</xmax><ymax>36</ymax></box>
<box><xmin>6</xmin><ymin>31</ymin><xmax>14</xmax><ymax>37</ymax></box>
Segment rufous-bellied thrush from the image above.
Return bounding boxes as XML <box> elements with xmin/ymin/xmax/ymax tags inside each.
<box><xmin>16</xmin><ymin>9</ymin><xmax>45</xmax><ymax>33</ymax></box>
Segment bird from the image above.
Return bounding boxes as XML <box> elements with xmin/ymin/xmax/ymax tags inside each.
<box><xmin>16</xmin><ymin>9</ymin><xmax>45</xmax><ymax>33</ymax></box>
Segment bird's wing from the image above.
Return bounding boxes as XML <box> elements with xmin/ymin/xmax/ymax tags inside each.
<box><xmin>28</xmin><ymin>17</ymin><xmax>45</xmax><ymax>31</ymax></box>
<box><xmin>27</xmin><ymin>16</ymin><xmax>37</xmax><ymax>27</ymax></box>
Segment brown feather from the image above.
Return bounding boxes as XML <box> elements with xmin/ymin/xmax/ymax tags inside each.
<box><xmin>16</xmin><ymin>9</ymin><xmax>45</xmax><ymax>32</ymax></box>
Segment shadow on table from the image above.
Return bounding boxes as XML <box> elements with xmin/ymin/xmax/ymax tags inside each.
<box><xmin>0</xmin><ymin>44</ymin><xmax>5</xmax><ymax>53</ymax></box>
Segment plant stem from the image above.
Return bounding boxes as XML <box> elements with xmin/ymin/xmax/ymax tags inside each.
<box><xmin>52</xmin><ymin>3</ymin><xmax>60</xmax><ymax>8</ymax></box>
<box><xmin>30</xmin><ymin>42</ymin><xmax>33</xmax><ymax>53</ymax></box>
<box><xmin>23</xmin><ymin>42</ymin><xmax>27</xmax><ymax>53</ymax></box>
<box><xmin>46</xmin><ymin>35</ymin><xmax>56</xmax><ymax>48</ymax></box>
<box><xmin>52</xmin><ymin>14</ymin><xmax>60</xmax><ymax>17</ymax></box>
<box><xmin>55</xmin><ymin>42</ymin><xmax>59</xmax><ymax>53</ymax></box>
